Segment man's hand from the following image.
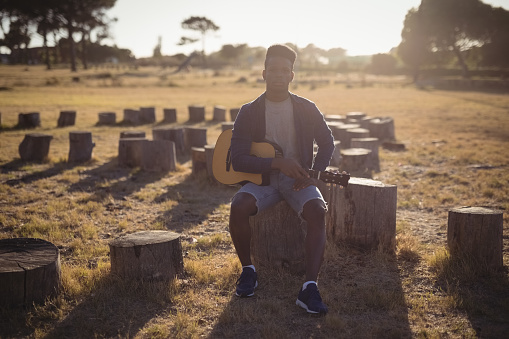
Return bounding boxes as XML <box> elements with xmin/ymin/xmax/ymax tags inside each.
<box><xmin>271</xmin><ymin>158</ymin><xmax>309</xmax><ymax>180</ymax></box>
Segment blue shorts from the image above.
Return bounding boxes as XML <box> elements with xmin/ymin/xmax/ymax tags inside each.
<box><xmin>234</xmin><ymin>172</ymin><xmax>327</xmax><ymax>218</ymax></box>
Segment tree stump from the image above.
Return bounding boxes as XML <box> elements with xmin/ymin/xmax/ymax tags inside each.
<box><xmin>340</xmin><ymin>148</ymin><xmax>372</xmax><ymax>178</ymax></box>
<box><xmin>382</xmin><ymin>140</ymin><xmax>406</xmax><ymax>151</ymax></box>
<box><xmin>346</xmin><ymin>111</ymin><xmax>366</xmax><ymax>121</ymax></box>
<box><xmin>221</xmin><ymin>122</ymin><xmax>234</xmax><ymax>132</ymax></box>
<box><xmin>213</xmin><ymin>106</ymin><xmax>227</xmax><ymax>121</ymax></box>
<box><xmin>325</xmin><ymin>114</ymin><xmax>347</xmax><ymax>123</ymax></box>
<box><xmin>19</xmin><ymin>133</ymin><xmax>53</xmax><ymax>162</ymax></box>
<box><xmin>152</xmin><ymin>127</ymin><xmax>186</xmax><ymax>155</ymax></box>
<box><xmin>447</xmin><ymin>207</ymin><xmax>503</xmax><ymax>269</ymax></box>
<box><xmin>346</xmin><ymin>128</ymin><xmax>370</xmax><ymax>146</ymax></box>
<box><xmin>68</xmin><ymin>131</ymin><xmax>94</xmax><ymax>163</ymax></box>
<box><xmin>140</xmin><ymin>107</ymin><xmax>156</xmax><ymax>124</ymax></box>
<box><xmin>204</xmin><ymin>144</ymin><xmax>216</xmax><ymax>181</ymax></box>
<box><xmin>250</xmin><ymin>200</ymin><xmax>307</xmax><ymax>275</ymax></box>
<box><xmin>330</xmin><ymin>140</ymin><xmax>342</xmax><ymax>167</ymax></box>
<box><xmin>359</xmin><ymin>116</ymin><xmax>375</xmax><ymax>129</ymax></box>
<box><xmin>109</xmin><ymin>231</ymin><xmax>183</xmax><ymax>281</ymax></box>
<box><xmin>191</xmin><ymin>147</ymin><xmax>207</xmax><ymax>175</ymax></box>
<box><xmin>163</xmin><ymin>108</ymin><xmax>177</xmax><ymax>123</ymax></box>
<box><xmin>184</xmin><ymin>127</ymin><xmax>207</xmax><ymax>150</ymax></box>
<box><xmin>57</xmin><ymin>110</ymin><xmax>76</xmax><ymax>127</ymax></box>
<box><xmin>188</xmin><ymin>105</ymin><xmax>205</xmax><ymax>122</ymax></box>
<box><xmin>369</xmin><ymin>117</ymin><xmax>395</xmax><ymax>142</ymax></box>
<box><xmin>123</xmin><ymin>109</ymin><xmax>141</xmax><ymax>125</ymax></box>
<box><xmin>229</xmin><ymin>108</ymin><xmax>240</xmax><ymax>122</ymax></box>
<box><xmin>118</xmin><ymin>138</ymin><xmax>147</xmax><ymax>167</ymax></box>
<box><xmin>0</xmin><ymin>238</ymin><xmax>61</xmax><ymax>307</ymax></box>
<box><xmin>17</xmin><ymin>112</ymin><xmax>41</xmax><ymax>129</ymax></box>
<box><xmin>141</xmin><ymin>140</ymin><xmax>176</xmax><ymax>172</ymax></box>
<box><xmin>98</xmin><ymin>112</ymin><xmax>116</xmax><ymax>125</ymax></box>
<box><xmin>120</xmin><ymin>131</ymin><xmax>146</xmax><ymax>139</ymax></box>
<box><xmin>351</xmin><ymin>137</ymin><xmax>380</xmax><ymax>172</ymax></box>
<box><xmin>324</xmin><ymin>177</ymin><xmax>397</xmax><ymax>251</ymax></box>
<box><xmin>335</xmin><ymin>123</ymin><xmax>361</xmax><ymax>148</ymax></box>
<box><xmin>326</xmin><ymin>121</ymin><xmax>343</xmax><ymax>140</ymax></box>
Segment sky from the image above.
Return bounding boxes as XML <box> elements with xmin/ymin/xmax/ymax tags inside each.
<box><xmin>104</xmin><ymin>0</ymin><xmax>509</xmax><ymax>58</ymax></box>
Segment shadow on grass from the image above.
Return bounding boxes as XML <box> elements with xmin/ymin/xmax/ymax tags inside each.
<box><xmin>434</xmin><ymin>258</ymin><xmax>509</xmax><ymax>338</ymax></box>
<box><xmin>154</xmin><ymin>171</ymin><xmax>238</xmax><ymax>233</ymax></box>
<box><xmin>2</xmin><ymin>159</ymin><xmax>83</xmax><ymax>186</ymax></box>
<box><xmin>210</xmin><ymin>244</ymin><xmax>412</xmax><ymax>338</ymax></box>
<box><xmin>1</xmin><ymin>273</ymin><xmax>175</xmax><ymax>338</ymax></box>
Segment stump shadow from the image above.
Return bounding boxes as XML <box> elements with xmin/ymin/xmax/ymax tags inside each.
<box><xmin>2</xmin><ymin>159</ymin><xmax>80</xmax><ymax>186</ymax></box>
<box><xmin>209</xmin><ymin>245</ymin><xmax>412</xmax><ymax>338</ymax></box>
<box><xmin>153</xmin><ymin>172</ymin><xmax>237</xmax><ymax>233</ymax></box>
<box><xmin>43</xmin><ymin>274</ymin><xmax>171</xmax><ymax>338</ymax></box>
<box><xmin>67</xmin><ymin>158</ymin><xmax>167</xmax><ymax>202</ymax></box>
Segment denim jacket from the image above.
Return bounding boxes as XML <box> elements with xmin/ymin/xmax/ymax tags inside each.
<box><xmin>231</xmin><ymin>92</ymin><xmax>334</xmax><ymax>177</ymax></box>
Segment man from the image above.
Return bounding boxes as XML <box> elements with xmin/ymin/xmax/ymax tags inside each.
<box><xmin>229</xmin><ymin>44</ymin><xmax>334</xmax><ymax>315</ymax></box>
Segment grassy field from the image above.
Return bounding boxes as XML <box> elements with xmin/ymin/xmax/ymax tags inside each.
<box><xmin>0</xmin><ymin>65</ymin><xmax>508</xmax><ymax>338</ymax></box>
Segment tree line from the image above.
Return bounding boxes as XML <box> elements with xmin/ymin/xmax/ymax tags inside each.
<box><xmin>0</xmin><ymin>0</ymin><xmax>130</xmax><ymax>71</ymax></box>
<box><xmin>1</xmin><ymin>0</ymin><xmax>508</xmax><ymax>79</ymax></box>
<box><xmin>398</xmin><ymin>0</ymin><xmax>509</xmax><ymax>80</ymax></box>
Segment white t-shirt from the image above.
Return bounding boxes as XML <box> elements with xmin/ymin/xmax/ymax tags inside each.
<box><xmin>265</xmin><ymin>97</ymin><xmax>301</xmax><ymax>163</ymax></box>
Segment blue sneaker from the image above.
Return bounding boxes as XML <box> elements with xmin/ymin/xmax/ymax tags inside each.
<box><xmin>235</xmin><ymin>267</ymin><xmax>258</xmax><ymax>297</ymax></box>
<box><xmin>296</xmin><ymin>283</ymin><xmax>328</xmax><ymax>314</ymax></box>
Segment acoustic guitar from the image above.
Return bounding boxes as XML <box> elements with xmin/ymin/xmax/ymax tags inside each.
<box><xmin>212</xmin><ymin>129</ymin><xmax>350</xmax><ymax>187</ymax></box>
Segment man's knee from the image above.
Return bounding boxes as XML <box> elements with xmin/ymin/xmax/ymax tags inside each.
<box><xmin>231</xmin><ymin>192</ymin><xmax>257</xmax><ymax>217</ymax></box>
<box><xmin>302</xmin><ymin>199</ymin><xmax>326</xmax><ymax>222</ymax></box>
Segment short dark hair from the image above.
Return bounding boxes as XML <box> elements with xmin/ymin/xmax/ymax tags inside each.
<box><xmin>265</xmin><ymin>44</ymin><xmax>297</xmax><ymax>69</ymax></box>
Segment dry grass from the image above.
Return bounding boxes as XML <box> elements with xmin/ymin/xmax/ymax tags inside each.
<box><xmin>0</xmin><ymin>65</ymin><xmax>508</xmax><ymax>338</ymax></box>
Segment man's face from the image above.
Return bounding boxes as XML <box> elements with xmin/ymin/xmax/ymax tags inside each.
<box><xmin>262</xmin><ymin>56</ymin><xmax>294</xmax><ymax>93</ymax></box>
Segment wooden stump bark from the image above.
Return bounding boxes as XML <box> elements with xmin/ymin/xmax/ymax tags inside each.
<box><xmin>221</xmin><ymin>122</ymin><xmax>234</xmax><ymax>132</ymax></box>
<box><xmin>250</xmin><ymin>200</ymin><xmax>307</xmax><ymax>275</ymax></box>
<box><xmin>346</xmin><ymin>111</ymin><xmax>366</xmax><ymax>121</ymax></box>
<box><xmin>229</xmin><ymin>108</ymin><xmax>240</xmax><ymax>122</ymax></box>
<box><xmin>120</xmin><ymin>131</ymin><xmax>146</xmax><ymax>139</ymax></box>
<box><xmin>336</xmin><ymin>123</ymin><xmax>361</xmax><ymax>148</ymax></box>
<box><xmin>213</xmin><ymin>106</ymin><xmax>227</xmax><ymax>121</ymax></box>
<box><xmin>191</xmin><ymin>147</ymin><xmax>207</xmax><ymax>175</ymax></box>
<box><xmin>340</xmin><ymin>148</ymin><xmax>372</xmax><ymax>178</ymax></box>
<box><xmin>163</xmin><ymin>108</ymin><xmax>177</xmax><ymax>123</ymax></box>
<box><xmin>188</xmin><ymin>105</ymin><xmax>205</xmax><ymax>122</ymax></box>
<box><xmin>324</xmin><ymin>177</ymin><xmax>397</xmax><ymax>251</ymax></box>
<box><xmin>152</xmin><ymin>127</ymin><xmax>186</xmax><ymax>155</ymax></box>
<box><xmin>369</xmin><ymin>117</ymin><xmax>395</xmax><ymax>142</ymax></box>
<box><xmin>68</xmin><ymin>131</ymin><xmax>94</xmax><ymax>163</ymax></box>
<box><xmin>351</xmin><ymin>137</ymin><xmax>380</xmax><ymax>172</ymax></box>
<box><xmin>184</xmin><ymin>127</ymin><xmax>207</xmax><ymax>150</ymax></box>
<box><xmin>57</xmin><ymin>110</ymin><xmax>76</xmax><ymax>127</ymax></box>
<box><xmin>204</xmin><ymin>144</ymin><xmax>216</xmax><ymax>181</ymax></box>
<box><xmin>447</xmin><ymin>207</ymin><xmax>503</xmax><ymax>269</ymax></box>
<box><xmin>109</xmin><ymin>231</ymin><xmax>183</xmax><ymax>280</ymax></box>
<box><xmin>330</xmin><ymin>140</ymin><xmax>342</xmax><ymax>167</ymax></box>
<box><xmin>325</xmin><ymin>114</ymin><xmax>347</xmax><ymax>123</ymax></box>
<box><xmin>346</xmin><ymin>128</ymin><xmax>370</xmax><ymax>145</ymax></box>
<box><xmin>118</xmin><ymin>138</ymin><xmax>147</xmax><ymax>167</ymax></box>
<box><xmin>142</xmin><ymin>140</ymin><xmax>176</xmax><ymax>172</ymax></box>
<box><xmin>0</xmin><ymin>238</ymin><xmax>61</xmax><ymax>307</ymax></box>
<box><xmin>98</xmin><ymin>112</ymin><xmax>116</xmax><ymax>125</ymax></box>
<box><xmin>19</xmin><ymin>133</ymin><xmax>53</xmax><ymax>162</ymax></box>
<box><xmin>140</xmin><ymin>107</ymin><xmax>156</xmax><ymax>124</ymax></box>
<box><xmin>18</xmin><ymin>112</ymin><xmax>41</xmax><ymax>129</ymax></box>
<box><xmin>123</xmin><ymin>109</ymin><xmax>141</xmax><ymax>125</ymax></box>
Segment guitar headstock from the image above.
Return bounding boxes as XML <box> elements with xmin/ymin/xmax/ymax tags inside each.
<box><xmin>308</xmin><ymin>169</ymin><xmax>350</xmax><ymax>187</ymax></box>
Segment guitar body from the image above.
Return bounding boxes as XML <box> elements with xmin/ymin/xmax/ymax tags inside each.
<box><xmin>212</xmin><ymin>129</ymin><xmax>275</xmax><ymax>185</ymax></box>
<box><xmin>212</xmin><ymin>129</ymin><xmax>350</xmax><ymax>187</ymax></box>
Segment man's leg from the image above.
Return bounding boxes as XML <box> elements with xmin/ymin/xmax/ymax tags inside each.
<box><xmin>301</xmin><ymin>199</ymin><xmax>327</xmax><ymax>282</ymax></box>
<box><xmin>229</xmin><ymin>192</ymin><xmax>257</xmax><ymax>266</ymax></box>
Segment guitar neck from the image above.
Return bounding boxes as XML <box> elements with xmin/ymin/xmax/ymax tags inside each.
<box><xmin>307</xmin><ymin>169</ymin><xmax>350</xmax><ymax>186</ymax></box>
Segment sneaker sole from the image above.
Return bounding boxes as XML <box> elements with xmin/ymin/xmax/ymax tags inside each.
<box><xmin>235</xmin><ymin>281</ymin><xmax>258</xmax><ymax>297</ymax></box>
<box><xmin>296</xmin><ymin>299</ymin><xmax>324</xmax><ymax>314</ymax></box>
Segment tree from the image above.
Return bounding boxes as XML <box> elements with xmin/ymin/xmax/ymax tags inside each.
<box><xmin>399</xmin><ymin>0</ymin><xmax>508</xmax><ymax>78</ymax></box>
<box><xmin>153</xmin><ymin>36</ymin><xmax>162</xmax><ymax>58</ymax></box>
<box><xmin>369</xmin><ymin>53</ymin><xmax>397</xmax><ymax>75</ymax></box>
<box><xmin>180</xmin><ymin>16</ymin><xmax>219</xmax><ymax>65</ymax></box>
